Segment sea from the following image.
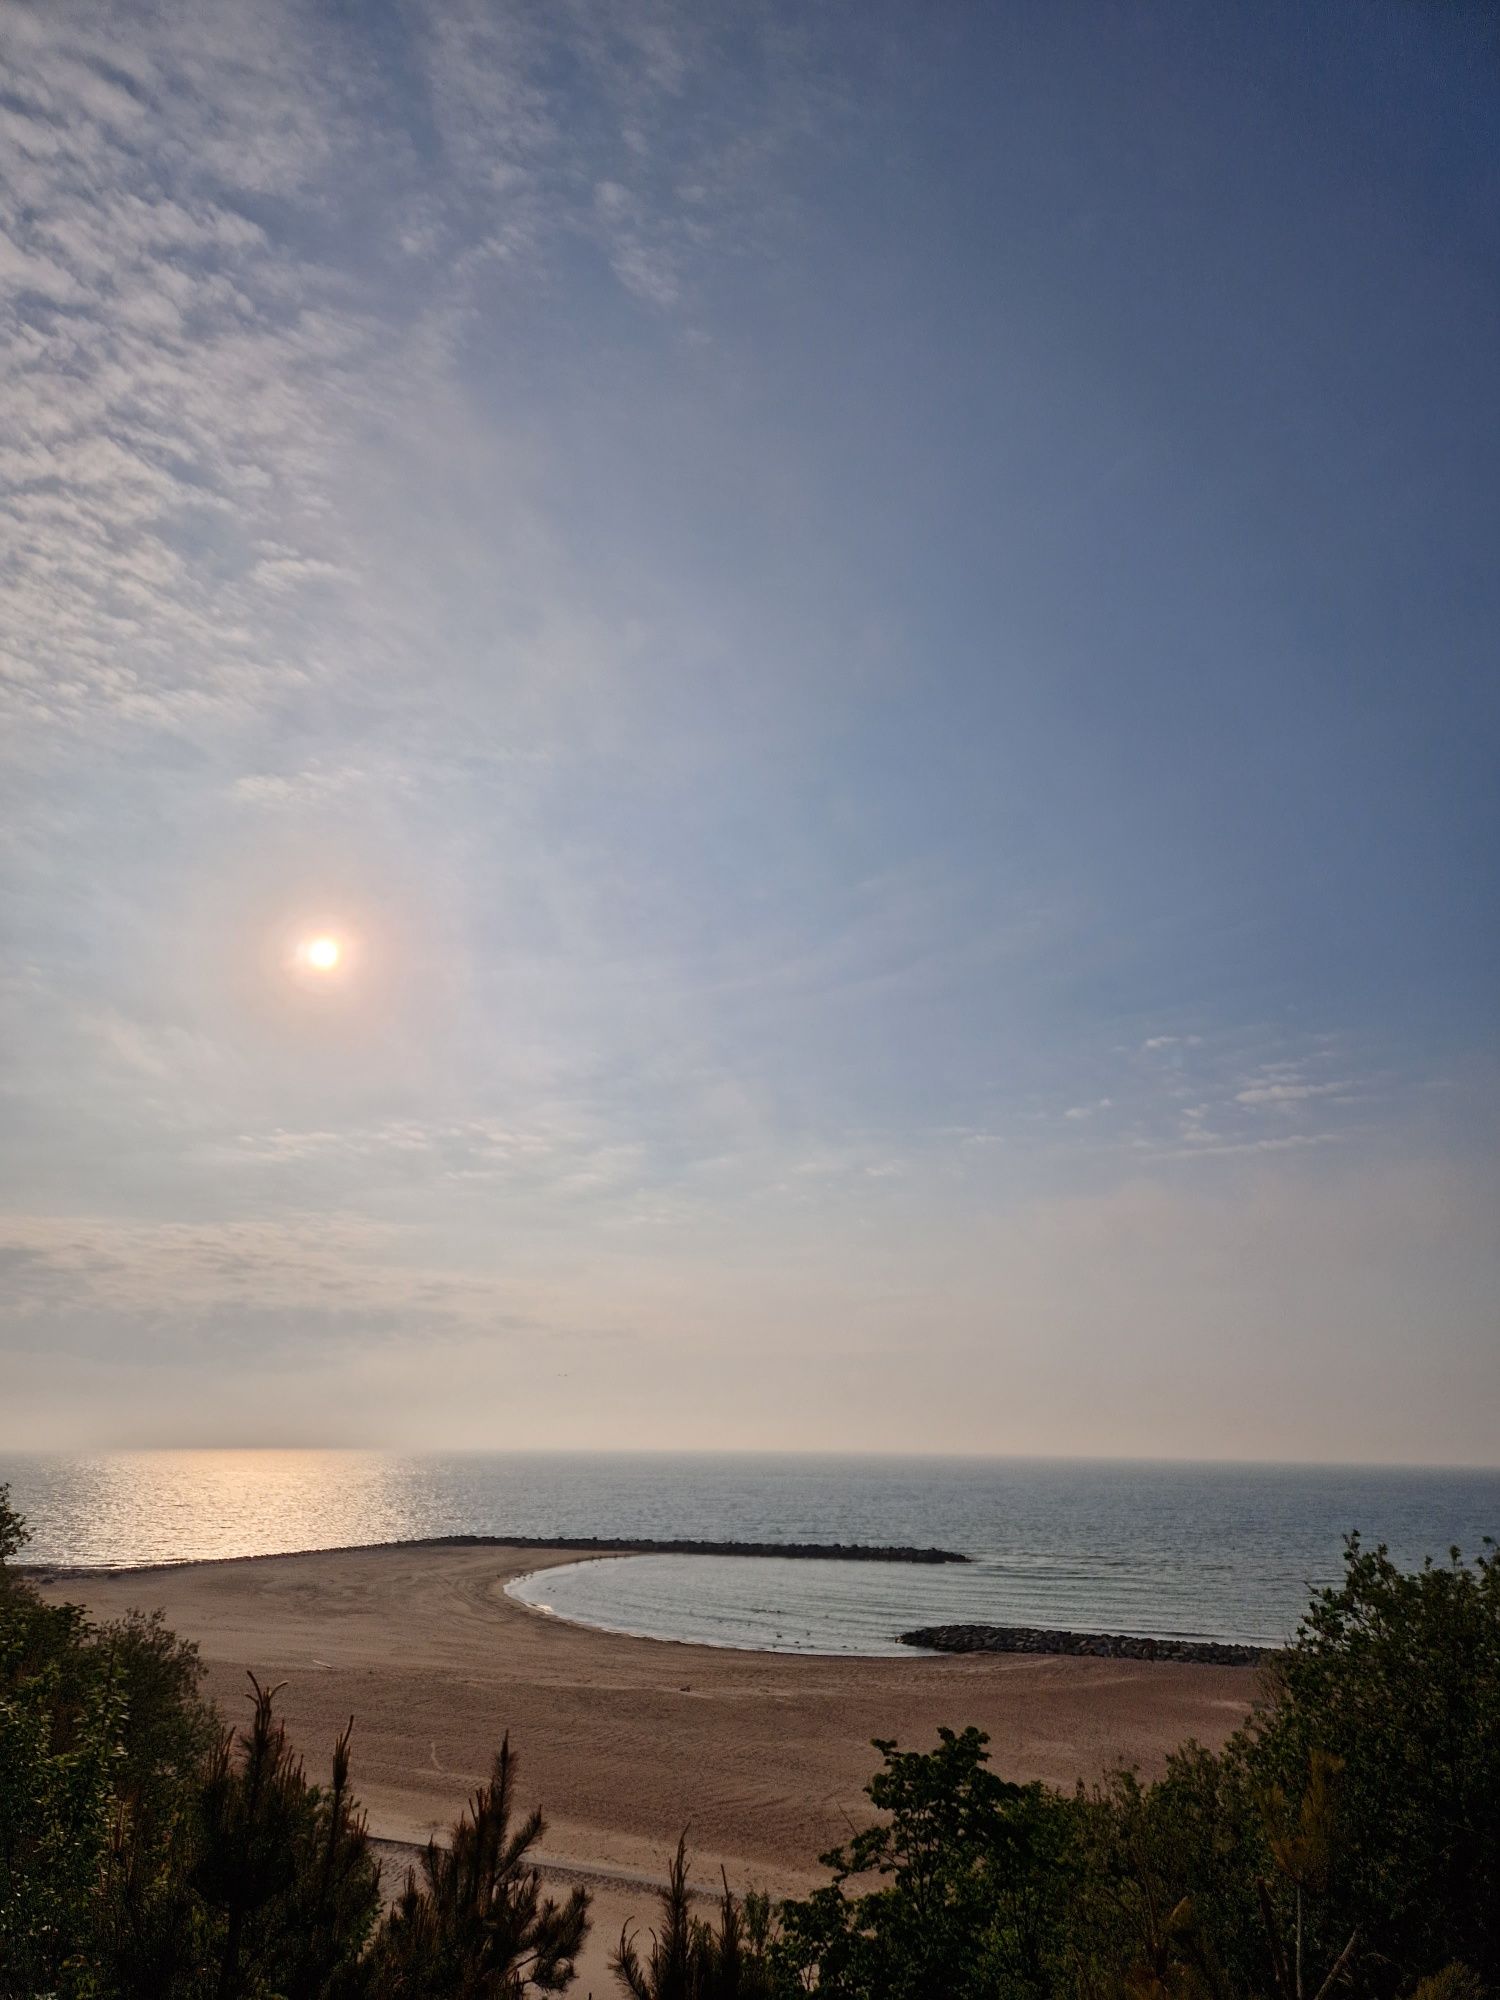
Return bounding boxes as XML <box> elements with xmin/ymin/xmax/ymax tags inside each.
<box><xmin>4</xmin><ymin>1450</ymin><xmax>1496</xmax><ymax>1656</ymax></box>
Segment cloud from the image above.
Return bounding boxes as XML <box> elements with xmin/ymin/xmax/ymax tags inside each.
<box><xmin>82</xmin><ymin>1009</ymin><xmax>225</xmax><ymax>1084</ymax></box>
<box><xmin>221</xmin><ymin>1116</ymin><xmax>646</xmax><ymax>1198</ymax></box>
<box><xmin>227</xmin><ymin>763</ymin><xmax>413</xmax><ymax>811</ymax></box>
<box><xmin>0</xmin><ymin>1208</ymin><xmax>550</xmax><ymax>1355</ymax></box>
<box><xmin>1236</xmin><ymin>1081</ymin><xmax>1347</xmax><ymax>1106</ymax></box>
<box><xmin>0</xmin><ymin>7</ymin><xmax>376</xmax><ymax>736</ymax></box>
<box><xmin>1138</xmin><ymin>1131</ymin><xmax>1342</xmax><ymax>1162</ymax></box>
<box><xmin>0</xmin><ymin>2</ymin><xmax>833</xmax><ymax>749</ymax></box>
<box><xmin>5</xmin><ymin>1144</ymin><xmax>1497</xmax><ymax>1460</ymax></box>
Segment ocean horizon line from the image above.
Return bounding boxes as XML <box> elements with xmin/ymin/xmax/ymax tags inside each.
<box><xmin>5</xmin><ymin>1443</ymin><xmax>1498</xmax><ymax>1476</ymax></box>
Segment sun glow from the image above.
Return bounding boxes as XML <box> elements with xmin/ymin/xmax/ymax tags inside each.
<box><xmin>300</xmin><ymin>935</ymin><xmax>341</xmax><ymax>972</ymax></box>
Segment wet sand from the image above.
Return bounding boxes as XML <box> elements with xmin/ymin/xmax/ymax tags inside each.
<box><xmin>46</xmin><ymin>1543</ymin><xmax>1259</xmax><ymax>1994</ymax></box>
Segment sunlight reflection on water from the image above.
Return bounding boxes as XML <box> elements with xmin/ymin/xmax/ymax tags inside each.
<box><xmin>9</xmin><ymin>1449</ymin><xmax>440</xmax><ymax>1567</ymax></box>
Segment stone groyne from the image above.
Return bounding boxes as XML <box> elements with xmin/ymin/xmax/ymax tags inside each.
<box><xmin>442</xmin><ymin>1534</ymin><xmax>970</xmax><ymax>1565</ymax></box>
<box><xmin>901</xmin><ymin>1622</ymin><xmax>1267</xmax><ymax>1665</ymax></box>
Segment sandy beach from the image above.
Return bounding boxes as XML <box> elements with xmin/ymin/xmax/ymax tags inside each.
<box><xmin>47</xmin><ymin>1544</ymin><xmax>1259</xmax><ymax>1993</ymax></box>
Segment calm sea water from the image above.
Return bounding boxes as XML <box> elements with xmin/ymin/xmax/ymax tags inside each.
<box><xmin>4</xmin><ymin>1450</ymin><xmax>1496</xmax><ymax>1653</ymax></box>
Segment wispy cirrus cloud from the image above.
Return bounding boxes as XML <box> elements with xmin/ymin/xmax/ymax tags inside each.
<box><xmin>0</xmin><ymin>17</ymin><xmax>372</xmax><ymax>734</ymax></box>
<box><xmin>0</xmin><ymin>0</ymin><xmax>833</xmax><ymax>749</ymax></box>
<box><xmin>0</xmin><ymin>1207</ymin><xmax>566</xmax><ymax>1359</ymax></box>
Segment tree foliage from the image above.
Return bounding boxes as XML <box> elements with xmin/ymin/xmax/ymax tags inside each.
<box><xmin>611</xmin><ymin>1832</ymin><xmax>777</xmax><ymax>2000</ymax></box>
<box><xmin>771</xmin><ymin>1725</ymin><xmax>1072</xmax><ymax>1998</ymax></box>
<box><xmin>1249</xmin><ymin>1536</ymin><xmax>1500</xmax><ymax>1985</ymax></box>
<box><xmin>366</xmin><ymin>1734</ymin><xmax>588</xmax><ymax>1996</ymax></box>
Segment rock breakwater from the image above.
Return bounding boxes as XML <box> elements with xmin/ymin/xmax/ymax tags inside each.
<box><xmin>444</xmin><ymin>1534</ymin><xmax>971</xmax><ymax>1565</ymax></box>
<box><xmin>901</xmin><ymin>1623</ymin><xmax>1267</xmax><ymax>1665</ymax></box>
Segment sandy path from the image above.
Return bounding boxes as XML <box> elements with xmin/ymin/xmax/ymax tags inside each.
<box><xmin>47</xmin><ymin>1544</ymin><xmax>1258</xmax><ymax>1995</ymax></box>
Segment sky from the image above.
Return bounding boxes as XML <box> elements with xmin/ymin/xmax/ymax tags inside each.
<box><xmin>1</xmin><ymin>0</ymin><xmax>1497</xmax><ymax>1463</ymax></box>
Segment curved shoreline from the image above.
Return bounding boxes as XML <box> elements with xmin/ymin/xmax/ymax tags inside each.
<box><xmin>26</xmin><ymin>1530</ymin><xmax>970</xmax><ymax>1581</ymax></box>
<box><xmin>505</xmin><ymin>1561</ymin><xmax>927</xmax><ymax>1658</ymax></box>
<box><xmin>34</xmin><ymin>1540</ymin><xmax>1271</xmax><ymax>1660</ymax></box>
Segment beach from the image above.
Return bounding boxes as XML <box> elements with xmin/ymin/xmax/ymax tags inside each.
<box><xmin>46</xmin><ymin>1541</ymin><xmax>1259</xmax><ymax>1993</ymax></box>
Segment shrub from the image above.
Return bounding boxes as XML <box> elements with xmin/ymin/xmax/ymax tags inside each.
<box><xmin>612</xmin><ymin>1832</ymin><xmax>778</xmax><ymax>2000</ymax></box>
<box><xmin>367</xmin><ymin>1733</ymin><xmax>588</xmax><ymax>1996</ymax></box>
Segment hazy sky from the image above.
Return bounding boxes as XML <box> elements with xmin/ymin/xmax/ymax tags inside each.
<box><xmin>2</xmin><ymin>0</ymin><xmax>1497</xmax><ymax>1462</ymax></box>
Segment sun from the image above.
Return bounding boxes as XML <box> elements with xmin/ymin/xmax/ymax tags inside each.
<box><xmin>301</xmin><ymin>935</ymin><xmax>341</xmax><ymax>973</ymax></box>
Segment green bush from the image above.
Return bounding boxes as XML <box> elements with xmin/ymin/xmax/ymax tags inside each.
<box><xmin>1245</xmin><ymin>1537</ymin><xmax>1499</xmax><ymax>1987</ymax></box>
<box><xmin>611</xmin><ymin>1832</ymin><xmax>778</xmax><ymax>2000</ymax></box>
<box><xmin>768</xmin><ymin>1726</ymin><xmax>1073</xmax><ymax>1998</ymax></box>
<box><xmin>365</xmin><ymin>1734</ymin><xmax>588</xmax><ymax>1996</ymax></box>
